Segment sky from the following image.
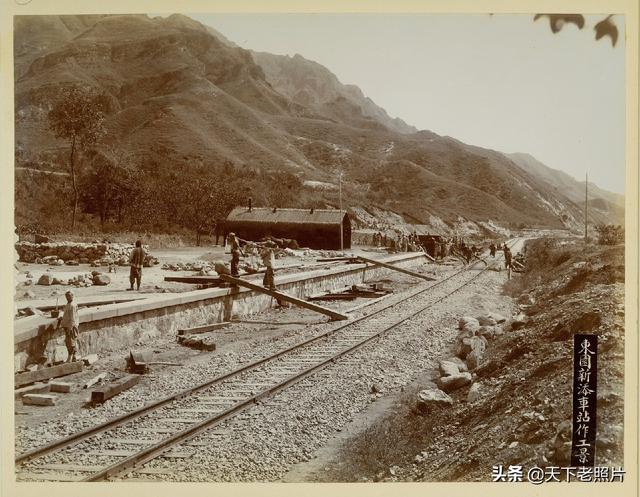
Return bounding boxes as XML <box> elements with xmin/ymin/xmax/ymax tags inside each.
<box><xmin>190</xmin><ymin>13</ymin><xmax>626</xmax><ymax>194</ymax></box>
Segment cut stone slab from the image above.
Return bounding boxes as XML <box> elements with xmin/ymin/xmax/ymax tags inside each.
<box><xmin>49</xmin><ymin>381</ymin><xmax>73</xmax><ymax>393</ymax></box>
<box><xmin>23</xmin><ymin>394</ymin><xmax>57</xmax><ymax>406</ymax></box>
<box><xmin>437</xmin><ymin>372</ymin><xmax>472</xmax><ymax>393</ymax></box>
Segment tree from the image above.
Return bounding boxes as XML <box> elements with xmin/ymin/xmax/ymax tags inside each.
<box><xmin>48</xmin><ymin>86</ymin><xmax>108</xmax><ymax>229</ymax></box>
<box><xmin>594</xmin><ymin>224</ymin><xmax>624</xmax><ymax>245</ymax></box>
<box><xmin>81</xmin><ymin>148</ymin><xmax>134</xmax><ymax>229</ymax></box>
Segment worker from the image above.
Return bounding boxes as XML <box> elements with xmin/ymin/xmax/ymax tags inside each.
<box><xmin>261</xmin><ymin>246</ymin><xmax>276</xmax><ymax>291</ymax></box>
<box><xmin>503</xmin><ymin>245</ymin><xmax>513</xmax><ymax>269</ymax></box>
<box><xmin>57</xmin><ymin>290</ymin><xmax>79</xmax><ymax>363</ymax></box>
<box><xmin>228</xmin><ymin>232</ymin><xmax>244</xmax><ymax>277</ymax></box>
<box><xmin>489</xmin><ymin>242</ymin><xmax>496</xmax><ymax>257</ymax></box>
<box><xmin>128</xmin><ymin>239</ymin><xmax>145</xmax><ymax>291</ymax></box>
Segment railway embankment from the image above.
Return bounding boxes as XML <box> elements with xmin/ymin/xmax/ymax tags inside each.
<box><xmin>304</xmin><ymin>239</ymin><xmax>625</xmax><ymax>482</ymax></box>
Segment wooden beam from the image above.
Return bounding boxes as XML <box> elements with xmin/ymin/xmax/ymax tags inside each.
<box><xmin>14</xmin><ymin>361</ymin><xmax>83</xmax><ymax>388</ymax></box>
<box><xmin>219</xmin><ymin>274</ymin><xmax>349</xmax><ymax>321</ymax></box>
<box><xmin>177</xmin><ymin>322</ymin><xmax>231</xmax><ymax>336</ymax></box>
<box><xmin>164</xmin><ymin>276</ymin><xmax>221</xmax><ymax>285</ymax></box>
<box><xmin>91</xmin><ymin>374</ymin><xmax>141</xmax><ymax>403</ymax></box>
<box><xmin>357</xmin><ymin>256</ymin><xmax>436</xmax><ymax>281</ymax></box>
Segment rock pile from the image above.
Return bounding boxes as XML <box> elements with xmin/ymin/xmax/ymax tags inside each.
<box><xmin>35</xmin><ymin>270</ymin><xmax>111</xmax><ymax>287</ymax></box>
<box><xmin>16</xmin><ymin>241</ymin><xmax>158</xmax><ymax>268</ymax></box>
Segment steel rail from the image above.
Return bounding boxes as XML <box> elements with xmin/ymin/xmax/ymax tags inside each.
<box><xmin>17</xmin><ymin>240</ymin><xmax>518</xmax><ymax>474</ymax></box>
<box><xmin>86</xmin><ymin>243</ymin><xmax>502</xmax><ymax>481</ymax></box>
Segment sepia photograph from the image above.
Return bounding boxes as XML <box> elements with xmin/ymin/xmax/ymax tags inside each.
<box><xmin>3</xmin><ymin>1</ymin><xmax>638</xmax><ymax>495</ymax></box>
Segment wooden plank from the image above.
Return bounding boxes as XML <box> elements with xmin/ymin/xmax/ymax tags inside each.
<box><xmin>219</xmin><ymin>274</ymin><xmax>349</xmax><ymax>321</ymax></box>
<box><xmin>164</xmin><ymin>275</ymin><xmax>221</xmax><ymax>284</ymax></box>
<box><xmin>91</xmin><ymin>374</ymin><xmax>141</xmax><ymax>403</ymax></box>
<box><xmin>15</xmin><ymin>362</ymin><xmax>83</xmax><ymax>388</ymax></box>
<box><xmin>357</xmin><ymin>256</ymin><xmax>436</xmax><ymax>281</ymax></box>
<box><xmin>177</xmin><ymin>321</ymin><xmax>231</xmax><ymax>336</ymax></box>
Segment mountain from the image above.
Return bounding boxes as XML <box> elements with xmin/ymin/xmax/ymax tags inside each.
<box><xmin>507</xmin><ymin>153</ymin><xmax>624</xmax><ymax>225</ymax></box>
<box><xmin>13</xmin><ymin>14</ymin><xmax>621</xmax><ymax>235</ymax></box>
<box><xmin>252</xmin><ymin>51</ymin><xmax>417</xmax><ymax>135</ymax></box>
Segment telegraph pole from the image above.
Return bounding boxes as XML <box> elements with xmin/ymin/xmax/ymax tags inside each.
<box><xmin>584</xmin><ymin>172</ymin><xmax>588</xmax><ymax>243</ymax></box>
<box><xmin>339</xmin><ymin>169</ymin><xmax>344</xmax><ymax>251</ymax></box>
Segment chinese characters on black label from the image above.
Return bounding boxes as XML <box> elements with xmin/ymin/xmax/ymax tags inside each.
<box><xmin>571</xmin><ymin>334</ymin><xmax>597</xmax><ymax>467</ymax></box>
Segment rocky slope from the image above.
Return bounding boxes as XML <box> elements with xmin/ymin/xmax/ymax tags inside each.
<box><xmin>14</xmin><ymin>14</ymin><xmax>621</xmax><ymax>234</ymax></box>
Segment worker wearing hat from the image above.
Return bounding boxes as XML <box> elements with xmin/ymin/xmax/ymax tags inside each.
<box><xmin>57</xmin><ymin>289</ymin><xmax>79</xmax><ymax>362</ymax></box>
<box><xmin>227</xmin><ymin>232</ymin><xmax>245</xmax><ymax>277</ymax></box>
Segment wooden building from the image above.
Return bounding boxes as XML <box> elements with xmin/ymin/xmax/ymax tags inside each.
<box><xmin>225</xmin><ymin>207</ymin><xmax>351</xmax><ymax>250</ymax></box>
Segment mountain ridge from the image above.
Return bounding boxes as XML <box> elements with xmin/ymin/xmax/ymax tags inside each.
<box><xmin>13</xmin><ymin>13</ymin><xmax>623</xmax><ymax>236</ymax></box>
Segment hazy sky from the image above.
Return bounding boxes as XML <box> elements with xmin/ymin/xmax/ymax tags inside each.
<box><xmin>191</xmin><ymin>13</ymin><xmax>626</xmax><ymax>193</ymax></box>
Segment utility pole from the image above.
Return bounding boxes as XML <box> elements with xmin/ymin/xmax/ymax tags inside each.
<box><xmin>584</xmin><ymin>172</ymin><xmax>588</xmax><ymax>243</ymax></box>
<box><xmin>339</xmin><ymin>168</ymin><xmax>344</xmax><ymax>251</ymax></box>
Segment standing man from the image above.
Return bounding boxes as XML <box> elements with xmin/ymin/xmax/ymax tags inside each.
<box><xmin>57</xmin><ymin>290</ymin><xmax>79</xmax><ymax>363</ymax></box>
<box><xmin>503</xmin><ymin>244</ymin><xmax>513</xmax><ymax>269</ymax></box>
<box><xmin>261</xmin><ymin>246</ymin><xmax>276</xmax><ymax>291</ymax></box>
<box><xmin>128</xmin><ymin>239</ymin><xmax>145</xmax><ymax>291</ymax></box>
<box><xmin>489</xmin><ymin>242</ymin><xmax>496</xmax><ymax>257</ymax></box>
<box><xmin>228</xmin><ymin>232</ymin><xmax>244</xmax><ymax>277</ymax></box>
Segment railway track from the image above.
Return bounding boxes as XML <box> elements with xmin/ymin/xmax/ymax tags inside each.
<box><xmin>16</xmin><ymin>241</ymin><xmax>518</xmax><ymax>482</ymax></box>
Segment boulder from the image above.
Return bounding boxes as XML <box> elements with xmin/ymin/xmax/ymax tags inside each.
<box><xmin>438</xmin><ymin>360</ymin><xmax>460</xmax><ymax>377</ymax></box>
<box><xmin>37</xmin><ymin>274</ymin><xmax>54</xmax><ymax>286</ymax></box>
<box><xmin>457</xmin><ymin>336</ymin><xmax>486</xmax><ymax>359</ymax></box>
<box><xmin>23</xmin><ymin>306</ymin><xmax>43</xmax><ymax>316</ymax></box>
<box><xmin>214</xmin><ymin>261</ymin><xmax>231</xmax><ymax>275</ymax></box>
<box><xmin>416</xmin><ymin>387</ymin><xmax>454</xmax><ymax>413</ymax></box>
<box><xmin>477</xmin><ymin>326</ymin><xmax>495</xmax><ymax>339</ymax></box>
<box><xmin>445</xmin><ymin>356</ymin><xmax>469</xmax><ymax>372</ymax></box>
<box><xmin>477</xmin><ymin>315</ymin><xmax>497</xmax><ymax>326</ymax></box>
<box><xmin>65</xmin><ymin>260</ymin><xmax>79</xmax><ymax>266</ymax></box>
<box><xmin>467</xmin><ymin>382</ymin><xmax>483</xmax><ymax>403</ymax></box>
<box><xmin>459</xmin><ymin>316</ymin><xmax>480</xmax><ymax>331</ymax></box>
<box><xmin>93</xmin><ymin>274</ymin><xmax>111</xmax><ymax>286</ymax></box>
<box><xmin>457</xmin><ymin>328</ymin><xmax>476</xmax><ymax>339</ymax></box>
<box><xmin>510</xmin><ymin>313</ymin><xmax>528</xmax><ymax>330</ymax></box>
<box><xmin>493</xmin><ymin>325</ymin><xmax>505</xmax><ymax>336</ymax></box>
<box><xmin>54</xmin><ymin>259</ymin><xmax>65</xmax><ymax>266</ymax></box>
<box><xmin>51</xmin><ymin>278</ymin><xmax>63</xmax><ymax>285</ymax></box>
<box><xmin>466</xmin><ymin>349</ymin><xmax>485</xmax><ymax>370</ymax></box>
<box><xmin>437</xmin><ymin>372</ymin><xmax>472</xmax><ymax>392</ymax></box>
<box><xmin>52</xmin><ymin>345</ymin><xmax>69</xmax><ymax>364</ymax></box>
<box><xmin>488</xmin><ymin>312</ymin><xmax>507</xmax><ymax>323</ymax></box>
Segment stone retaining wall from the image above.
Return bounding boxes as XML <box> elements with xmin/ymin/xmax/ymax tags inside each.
<box><xmin>15</xmin><ymin>242</ymin><xmax>148</xmax><ymax>266</ymax></box>
<box><xmin>14</xmin><ymin>253</ymin><xmax>428</xmax><ymax>372</ymax></box>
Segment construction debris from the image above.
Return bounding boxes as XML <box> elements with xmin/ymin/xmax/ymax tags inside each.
<box><xmin>308</xmin><ymin>283</ymin><xmax>393</xmax><ymax>301</ymax></box>
<box><xmin>22</xmin><ymin>394</ymin><xmax>58</xmax><ymax>406</ymax></box>
<box><xmin>90</xmin><ymin>374</ymin><xmax>141</xmax><ymax>404</ymax></box>
<box><xmin>15</xmin><ymin>361</ymin><xmax>84</xmax><ymax>389</ymax></box>
<box><xmin>127</xmin><ymin>351</ymin><xmax>150</xmax><ymax>374</ymax></box>
<box><xmin>83</xmin><ymin>373</ymin><xmax>107</xmax><ymax>389</ymax></box>
<box><xmin>177</xmin><ymin>322</ymin><xmax>231</xmax><ymax>336</ymax></box>
<box><xmin>178</xmin><ymin>334</ymin><xmax>217</xmax><ymax>351</ymax></box>
<box><xmin>49</xmin><ymin>381</ymin><xmax>73</xmax><ymax>393</ymax></box>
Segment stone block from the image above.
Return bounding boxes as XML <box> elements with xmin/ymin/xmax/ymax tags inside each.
<box><xmin>23</xmin><ymin>394</ymin><xmax>58</xmax><ymax>406</ymax></box>
<box><xmin>50</xmin><ymin>381</ymin><xmax>73</xmax><ymax>393</ymax></box>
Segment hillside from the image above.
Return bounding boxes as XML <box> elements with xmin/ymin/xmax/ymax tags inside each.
<box><xmin>507</xmin><ymin>153</ymin><xmax>624</xmax><ymax>225</ymax></box>
<box><xmin>13</xmin><ymin>14</ymin><xmax>621</xmax><ymax>236</ymax></box>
